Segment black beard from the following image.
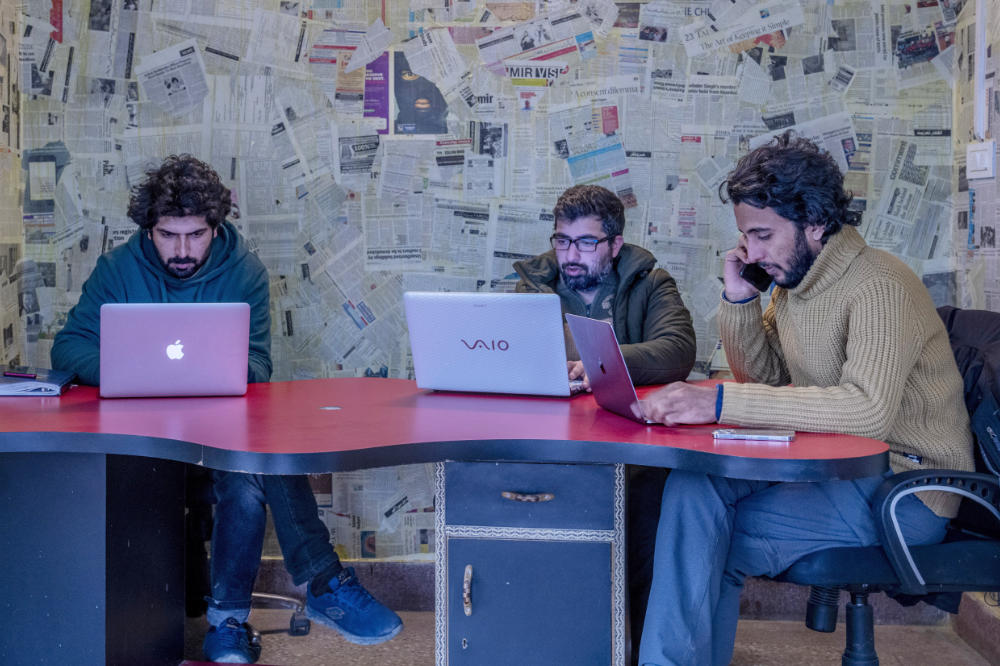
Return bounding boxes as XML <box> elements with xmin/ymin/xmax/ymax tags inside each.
<box><xmin>774</xmin><ymin>227</ymin><xmax>818</xmax><ymax>289</ymax></box>
<box><xmin>165</xmin><ymin>256</ymin><xmax>206</xmax><ymax>279</ymax></box>
<box><xmin>561</xmin><ymin>260</ymin><xmax>613</xmax><ymax>292</ymax></box>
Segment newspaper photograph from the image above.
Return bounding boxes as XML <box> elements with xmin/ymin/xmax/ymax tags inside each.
<box><xmin>681</xmin><ymin>2</ymin><xmax>806</xmax><ymax>58</ymax></box>
<box><xmin>393</xmin><ymin>51</ymin><xmax>450</xmax><ymax>135</ymax></box>
<box><xmin>638</xmin><ymin>2</ymin><xmax>685</xmax><ymax>43</ymax></box>
<box><xmin>134</xmin><ymin>39</ymin><xmax>209</xmax><ymax>116</ymax></box>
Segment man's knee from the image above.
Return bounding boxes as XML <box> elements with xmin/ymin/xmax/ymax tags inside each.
<box><xmin>213</xmin><ymin>471</ymin><xmax>266</xmax><ymax>506</ymax></box>
<box><xmin>660</xmin><ymin>470</ymin><xmax>711</xmax><ymax>503</ymax></box>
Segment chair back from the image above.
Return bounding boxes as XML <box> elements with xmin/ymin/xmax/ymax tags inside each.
<box><xmin>937</xmin><ymin>306</ymin><xmax>1000</xmax><ymax>536</ymax></box>
<box><xmin>937</xmin><ymin>306</ymin><xmax>1000</xmax><ymax>473</ymax></box>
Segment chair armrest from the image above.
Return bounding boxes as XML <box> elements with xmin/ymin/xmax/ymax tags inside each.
<box><xmin>872</xmin><ymin>469</ymin><xmax>1000</xmax><ymax>595</ymax></box>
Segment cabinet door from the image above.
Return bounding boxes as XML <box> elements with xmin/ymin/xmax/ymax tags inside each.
<box><xmin>447</xmin><ymin>538</ymin><xmax>612</xmax><ymax>665</ymax></box>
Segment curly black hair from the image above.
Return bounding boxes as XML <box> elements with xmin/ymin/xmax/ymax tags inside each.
<box><xmin>127</xmin><ymin>154</ymin><xmax>231</xmax><ymax>230</ymax></box>
<box><xmin>553</xmin><ymin>185</ymin><xmax>626</xmax><ymax>237</ymax></box>
<box><xmin>719</xmin><ymin>131</ymin><xmax>856</xmax><ymax>241</ymax></box>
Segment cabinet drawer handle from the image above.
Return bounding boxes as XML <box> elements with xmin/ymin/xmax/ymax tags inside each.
<box><xmin>463</xmin><ymin>565</ymin><xmax>473</xmax><ymax>616</ymax></box>
<box><xmin>500</xmin><ymin>491</ymin><xmax>555</xmax><ymax>502</ymax></box>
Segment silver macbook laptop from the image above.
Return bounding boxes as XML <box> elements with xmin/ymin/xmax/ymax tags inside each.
<box><xmin>403</xmin><ymin>292</ymin><xmax>584</xmax><ymax>396</ymax></box>
<box><xmin>99</xmin><ymin>302</ymin><xmax>250</xmax><ymax>398</ymax></box>
<box><xmin>565</xmin><ymin>313</ymin><xmax>656</xmax><ymax>423</ymax></box>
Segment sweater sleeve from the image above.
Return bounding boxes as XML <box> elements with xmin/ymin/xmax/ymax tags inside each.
<box><xmin>718</xmin><ymin>293</ymin><xmax>791</xmax><ymax>386</ymax></box>
<box><xmin>719</xmin><ymin>282</ymin><xmax>925</xmax><ymax>439</ymax></box>
<box><xmin>619</xmin><ymin>270</ymin><xmax>696</xmax><ymax>386</ymax></box>
<box><xmin>50</xmin><ymin>255</ymin><xmax>124</xmax><ymax>386</ymax></box>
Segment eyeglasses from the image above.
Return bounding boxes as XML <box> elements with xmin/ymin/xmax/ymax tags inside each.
<box><xmin>550</xmin><ymin>234</ymin><xmax>615</xmax><ymax>252</ymax></box>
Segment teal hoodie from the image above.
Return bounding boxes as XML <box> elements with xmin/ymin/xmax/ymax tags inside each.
<box><xmin>51</xmin><ymin>220</ymin><xmax>272</xmax><ymax>386</ymax></box>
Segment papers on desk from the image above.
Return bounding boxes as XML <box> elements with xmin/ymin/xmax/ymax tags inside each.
<box><xmin>0</xmin><ymin>367</ymin><xmax>75</xmax><ymax>396</ymax></box>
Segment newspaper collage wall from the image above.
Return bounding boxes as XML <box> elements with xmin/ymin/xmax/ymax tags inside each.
<box><xmin>5</xmin><ymin>0</ymin><xmax>999</xmax><ymax>559</ymax></box>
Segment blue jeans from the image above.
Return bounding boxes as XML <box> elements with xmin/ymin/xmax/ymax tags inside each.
<box><xmin>205</xmin><ymin>472</ymin><xmax>341</xmax><ymax>627</ymax></box>
<box><xmin>638</xmin><ymin>470</ymin><xmax>949</xmax><ymax>666</ymax></box>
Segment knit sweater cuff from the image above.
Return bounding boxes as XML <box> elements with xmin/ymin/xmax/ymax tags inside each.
<box><xmin>717</xmin><ymin>381</ymin><xmax>773</xmax><ymax>427</ymax></box>
<box><xmin>718</xmin><ymin>292</ymin><xmax>764</xmax><ymax>327</ymax></box>
<box><xmin>721</xmin><ymin>289</ymin><xmax>759</xmax><ymax>304</ymax></box>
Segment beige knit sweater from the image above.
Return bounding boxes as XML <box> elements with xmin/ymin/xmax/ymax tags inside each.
<box><xmin>718</xmin><ymin>226</ymin><xmax>974</xmax><ymax>518</ymax></box>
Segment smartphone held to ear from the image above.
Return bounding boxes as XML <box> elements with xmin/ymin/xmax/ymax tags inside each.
<box><xmin>739</xmin><ymin>262</ymin><xmax>772</xmax><ymax>292</ymax></box>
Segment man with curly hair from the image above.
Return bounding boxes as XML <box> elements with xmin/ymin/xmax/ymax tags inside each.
<box><xmin>635</xmin><ymin>133</ymin><xmax>973</xmax><ymax>665</ymax></box>
<box><xmin>52</xmin><ymin>155</ymin><xmax>402</xmax><ymax>663</ymax></box>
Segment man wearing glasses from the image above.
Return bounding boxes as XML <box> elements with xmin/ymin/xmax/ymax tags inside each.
<box><xmin>513</xmin><ymin>184</ymin><xmax>696</xmax><ymax>651</ymax></box>
<box><xmin>514</xmin><ymin>184</ymin><xmax>695</xmax><ymax>386</ymax></box>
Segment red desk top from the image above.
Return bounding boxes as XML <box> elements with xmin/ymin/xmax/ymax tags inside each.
<box><xmin>0</xmin><ymin>378</ymin><xmax>888</xmax><ymax>481</ymax></box>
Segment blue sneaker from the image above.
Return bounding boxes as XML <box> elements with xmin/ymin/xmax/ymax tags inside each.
<box><xmin>306</xmin><ymin>567</ymin><xmax>403</xmax><ymax>645</ymax></box>
<box><xmin>202</xmin><ymin>617</ymin><xmax>262</xmax><ymax>664</ymax></box>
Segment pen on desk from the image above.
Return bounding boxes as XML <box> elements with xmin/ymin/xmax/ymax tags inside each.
<box><xmin>4</xmin><ymin>370</ymin><xmax>37</xmax><ymax>379</ymax></box>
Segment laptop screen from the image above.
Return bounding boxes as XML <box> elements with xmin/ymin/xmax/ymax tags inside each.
<box><xmin>99</xmin><ymin>302</ymin><xmax>250</xmax><ymax>398</ymax></box>
<box><xmin>403</xmin><ymin>292</ymin><xmax>575</xmax><ymax>396</ymax></box>
<box><xmin>565</xmin><ymin>313</ymin><xmax>653</xmax><ymax>423</ymax></box>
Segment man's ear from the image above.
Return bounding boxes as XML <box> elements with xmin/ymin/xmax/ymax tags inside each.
<box><xmin>610</xmin><ymin>234</ymin><xmax>625</xmax><ymax>258</ymax></box>
<box><xmin>807</xmin><ymin>224</ymin><xmax>825</xmax><ymax>242</ymax></box>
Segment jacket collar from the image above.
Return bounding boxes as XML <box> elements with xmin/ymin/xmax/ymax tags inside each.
<box><xmin>515</xmin><ymin>243</ymin><xmax>657</xmax><ymax>292</ymax></box>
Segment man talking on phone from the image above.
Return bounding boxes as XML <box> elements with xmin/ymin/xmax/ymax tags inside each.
<box><xmin>636</xmin><ymin>132</ymin><xmax>974</xmax><ymax>665</ymax></box>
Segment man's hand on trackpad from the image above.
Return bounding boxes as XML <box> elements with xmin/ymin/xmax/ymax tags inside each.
<box><xmin>568</xmin><ymin>360</ymin><xmax>591</xmax><ymax>392</ymax></box>
<box><xmin>639</xmin><ymin>382</ymin><xmax>717</xmax><ymax>425</ymax></box>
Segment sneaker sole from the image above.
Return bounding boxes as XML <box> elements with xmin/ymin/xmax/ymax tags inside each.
<box><xmin>209</xmin><ymin>657</ymin><xmax>255</xmax><ymax>664</ymax></box>
<box><xmin>305</xmin><ymin>609</ymin><xmax>404</xmax><ymax>646</ymax></box>
<box><xmin>202</xmin><ymin>650</ymin><xmax>257</xmax><ymax>664</ymax></box>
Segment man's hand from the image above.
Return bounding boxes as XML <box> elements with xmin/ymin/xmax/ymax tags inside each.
<box><xmin>638</xmin><ymin>382</ymin><xmax>717</xmax><ymax>425</ymax></box>
<box><xmin>723</xmin><ymin>240</ymin><xmax>759</xmax><ymax>302</ymax></box>
<box><xmin>568</xmin><ymin>360</ymin><xmax>591</xmax><ymax>391</ymax></box>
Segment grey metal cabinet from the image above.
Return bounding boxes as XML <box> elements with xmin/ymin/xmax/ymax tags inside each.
<box><xmin>435</xmin><ymin>461</ymin><xmax>626</xmax><ymax>665</ymax></box>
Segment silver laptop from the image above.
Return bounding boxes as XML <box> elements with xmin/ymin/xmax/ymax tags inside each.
<box><xmin>99</xmin><ymin>302</ymin><xmax>250</xmax><ymax>398</ymax></box>
<box><xmin>403</xmin><ymin>292</ymin><xmax>584</xmax><ymax>396</ymax></box>
<box><xmin>565</xmin><ymin>313</ymin><xmax>656</xmax><ymax>423</ymax></box>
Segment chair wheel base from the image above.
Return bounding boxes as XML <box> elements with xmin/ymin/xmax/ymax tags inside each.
<box><xmin>290</xmin><ymin>612</ymin><xmax>311</xmax><ymax>636</ymax></box>
<box><xmin>842</xmin><ymin>592</ymin><xmax>878</xmax><ymax>666</ymax></box>
<box><xmin>806</xmin><ymin>585</ymin><xmax>840</xmax><ymax>632</ymax></box>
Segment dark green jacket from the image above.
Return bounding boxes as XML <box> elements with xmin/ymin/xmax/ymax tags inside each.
<box><xmin>51</xmin><ymin>221</ymin><xmax>272</xmax><ymax>386</ymax></box>
<box><xmin>514</xmin><ymin>243</ymin><xmax>695</xmax><ymax>385</ymax></box>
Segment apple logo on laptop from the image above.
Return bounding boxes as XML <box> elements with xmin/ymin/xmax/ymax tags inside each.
<box><xmin>166</xmin><ymin>340</ymin><xmax>185</xmax><ymax>360</ymax></box>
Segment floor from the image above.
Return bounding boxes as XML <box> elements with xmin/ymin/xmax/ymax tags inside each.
<box><xmin>184</xmin><ymin>609</ymin><xmax>991</xmax><ymax>665</ymax></box>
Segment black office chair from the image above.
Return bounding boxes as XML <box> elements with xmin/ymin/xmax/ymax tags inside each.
<box><xmin>774</xmin><ymin>306</ymin><xmax>1000</xmax><ymax>665</ymax></box>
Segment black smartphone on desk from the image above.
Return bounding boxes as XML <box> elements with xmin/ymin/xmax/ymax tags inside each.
<box><xmin>739</xmin><ymin>263</ymin><xmax>772</xmax><ymax>292</ymax></box>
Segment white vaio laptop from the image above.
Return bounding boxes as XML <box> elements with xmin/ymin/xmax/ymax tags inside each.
<box><xmin>403</xmin><ymin>292</ymin><xmax>584</xmax><ymax>396</ymax></box>
<box><xmin>99</xmin><ymin>303</ymin><xmax>250</xmax><ymax>398</ymax></box>
<box><xmin>565</xmin><ymin>313</ymin><xmax>656</xmax><ymax>423</ymax></box>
